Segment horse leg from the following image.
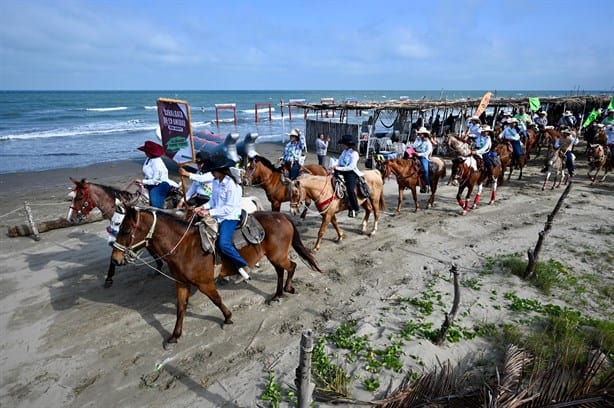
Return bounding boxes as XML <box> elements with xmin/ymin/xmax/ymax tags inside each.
<box><xmin>196</xmin><ymin>281</ymin><xmax>233</xmax><ymax>324</ymax></box>
<box><xmin>462</xmin><ymin>185</ymin><xmax>474</xmax><ymax>215</ymax></box>
<box><xmin>330</xmin><ymin>215</ymin><xmax>344</xmax><ymax>242</ymax></box>
<box><xmin>104</xmin><ymin>261</ymin><xmax>115</xmax><ymax>288</ymax></box>
<box><xmin>489</xmin><ymin>178</ymin><xmax>498</xmax><ymax>204</ymax></box>
<box><xmin>410</xmin><ymin>186</ymin><xmax>419</xmax><ymax>212</ymax></box>
<box><xmin>314</xmin><ymin>213</ymin><xmax>333</xmax><ymax>251</ymax></box>
<box><xmin>542</xmin><ymin>171</ymin><xmax>551</xmax><ymax>190</ymax></box>
<box><xmin>167</xmin><ymin>281</ymin><xmax>190</xmax><ymax>347</ymax></box>
<box><xmin>472</xmin><ymin>183</ymin><xmax>483</xmax><ymax>209</ymax></box>
<box><xmin>395</xmin><ymin>186</ymin><xmax>403</xmax><ymax>214</ymax></box>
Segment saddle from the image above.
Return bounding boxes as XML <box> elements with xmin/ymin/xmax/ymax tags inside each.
<box><xmin>198</xmin><ymin>210</ymin><xmax>265</xmax><ymax>255</ymax></box>
<box><xmin>332</xmin><ymin>173</ymin><xmax>370</xmax><ymax>200</ymax></box>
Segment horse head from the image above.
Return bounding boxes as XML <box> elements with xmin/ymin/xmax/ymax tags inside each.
<box><xmin>288</xmin><ymin>179</ymin><xmax>305</xmax><ymax>216</ymax></box>
<box><xmin>111</xmin><ymin>206</ymin><xmax>155</xmax><ymax>265</ymax></box>
<box><xmin>67</xmin><ymin>177</ymin><xmax>96</xmax><ymax>223</ymax></box>
<box><xmin>450</xmin><ymin>157</ymin><xmax>470</xmax><ymax>186</ymax></box>
<box><xmin>243</xmin><ymin>155</ymin><xmax>278</xmax><ymax>186</ymax></box>
<box><xmin>447</xmin><ymin>135</ymin><xmax>471</xmax><ymax>157</ymax></box>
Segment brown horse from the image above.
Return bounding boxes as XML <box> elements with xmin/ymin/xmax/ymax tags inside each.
<box><xmin>524</xmin><ymin>127</ymin><xmax>540</xmax><ymax>160</ymax></box>
<box><xmin>111</xmin><ymin>207</ymin><xmax>321</xmax><ymax>347</ymax></box>
<box><xmin>243</xmin><ymin>155</ymin><xmax>326</xmax><ymax>217</ymax></box>
<box><xmin>447</xmin><ymin>135</ymin><xmax>472</xmax><ymax>157</ymax></box>
<box><xmin>541</xmin><ymin>148</ymin><xmax>568</xmax><ymax>190</ymax></box>
<box><xmin>493</xmin><ymin>140</ymin><xmax>527</xmax><ymax>181</ymax></box>
<box><xmin>290</xmin><ymin>170</ymin><xmax>385</xmax><ymax>251</ymax></box>
<box><xmin>67</xmin><ymin>178</ymin><xmax>164</xmax><ymax>288</ymax></box>
<box><xmin>587</xmin><ymin>144</ymin><xmax>612</xmax><ymax>183</ymax></box>
<box><xmin>450</xmin><ymin>155</ymin><xmax>502</xmax><ymax>214</ymax></box>
<box><xmin>380</xmin><ymin>157</ymin><xmax>446</xmax><ymax>213</ymax></box>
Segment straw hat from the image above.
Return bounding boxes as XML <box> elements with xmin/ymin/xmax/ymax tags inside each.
<box><xmin>480</xmin><ymin>125</ymin><xmax>493</xmax><ymax>133</ymax></box>
<box><xmin>417</xmin><ymin>127</ymin><xmax>430</xmax><ymax>135</ymax></box>
<box><xmin>137</xmin><ymin>141</ymin><xmax>164</xmax><ymax>157</ymax></box>
<box><xmin>289</xmin><ymin>128</ymin><xmax>301</xmax><ymax>138</ymax></box>
<box><xmin>470</xmin><ymin>115</ymin><xmax>481</xmax><ymax>122</ymax></box>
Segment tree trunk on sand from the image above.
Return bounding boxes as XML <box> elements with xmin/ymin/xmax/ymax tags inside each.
<box><xmin>524</xmin><ymin>181</ymin><xmax>573</xmax><ymax>279</ymax></box>
<box><xmin>435</xmin><ymin>264</ymin><xmax>460</xmax><ymax>345</ymax></box>
<box><xmin>7</xmin><ymin>214</ymin><xmax>104</xmax><ymax>238</ymax></box>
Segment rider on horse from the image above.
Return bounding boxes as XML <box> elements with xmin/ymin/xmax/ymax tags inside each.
<box><xmin>411</xmin><ymin>127</ymin><xmax>433</xmax><ymax>193</ymax></box>
<box><xmin>554</xmin><ymin>129</ymin><xmax>578</xmax><ymax>177</ymax></box>
<box><xmin>281</xmin><ymin>129</ymin><xmax>303</xmax><ymax>180</ymax></box>
<box><xmin>514</xmin><ymin>106</ymin><xmax>533</xmax><ymax>141</ymax></box>
<box><xmin>194</xmin><ymin>154</ymin><xmax>251</xmax><ymax>281</ymax></box>
<box><xmin>465</xmin><ymin>115</ymin><xmax>482</xmax><ymax>139</ymax></box>
<box><xmin>178</xmin><ymin>151</ymin><xmax>213</xmax><ymax>208</ymax></box>
<box><xmin>137</xmin><ymin>140</ymin><xmax>179</xmax><ymax>208</ymax></box>
<box><xmin>472</xmin><ymin>125</ymin><xmax>494</xmax><ymax>182</ymax></box>
<box><xmin>333</xmin><ymin>134</ymin><xmax>362</xmax><ymax>218</ymax></box>
<box><xmin>500</xmin><ymin>118</ymin><xmax>524</xmax><ymax>168</ymax></box>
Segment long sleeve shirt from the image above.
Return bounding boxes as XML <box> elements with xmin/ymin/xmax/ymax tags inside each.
<box><xmin>473</xmin><ymin>134</ymin><xmax>492</xmax><ymax>155</ymax></box>
<box><xmin>315</xmin><ymin>138</ymin><xmax>329</xmax><ymax>156</ymax></box>
<box><xmin>534</xmin><ymin>116</ymin><xmax>548</xmax><ymax>127</ymax></box>
<box><xmin>336</xmin><ymin>148</ymin><xmax>362</xmax><ymax>175</ymax></box>
<box><xmin>203</xmin><ymin>176</ymin><xmax>242</xmax><ymax>222</ymax></box>
<box><xmin>412</xmin><ymin>138</ymin><xmax>433</xmax><ymax>159</ymax></box>
<box><xmin>282</xmin><ymin>141</ymin><xmax>303</xmax><ymax>163</ymax></box>
<box><xmin>500</xmin><ymin>127</ymin><xmax>520</xmax><ymax>141</ymax></box>
<box><xmin>186</xmin><ymin>171</ymin><xmax>214</xmax><ymax>199</ymax></box>
<box><xmin>466</xmin><ymin>122</ymin><xmax>481</xmax><ymax>138</ymax></box>
<box><xmin>142</xmin><ymin>157</ymin><xmax>178</xmax><ymax>187</ymax></box>
<box><xmin>554</xmin><ymin>135</ymin><xmax>578</xmax><ymax>152</ymax></box>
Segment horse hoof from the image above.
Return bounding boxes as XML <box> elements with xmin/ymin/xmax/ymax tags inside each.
<box><xmin>284</xmin><ymin>287</ymin><xmax>296</xmax><ymax>294</ymax></box>
<box><xmin>224</xmin><ymin>318</ymin><xmax>234</xmax><ymax>325</ymax></box>
<box><xmin>103</xmin><ymin>280</ymin><xmax>113</xmax><ymax>289</ymax></box>
<box><xmin>163</xmin><ymin>340</ymin><xmax>177</xmax><ymax>350</ymax></box>
<box><xmin>267</xmin><ymin>296</ymin><xmax>282</xmax><ymax>305</ymax></box>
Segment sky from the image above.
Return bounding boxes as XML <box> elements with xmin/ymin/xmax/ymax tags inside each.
<box><xmin>0</xmin><ymin>0</ymin><xmax>612</xmax><ymax>91</ymax></box>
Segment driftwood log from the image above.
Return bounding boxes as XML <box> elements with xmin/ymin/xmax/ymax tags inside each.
<box><xmin>7</xmin><ymin>214</ymin><xmax>104</xmax><ymax>238</ymax></box>
<box><xmin>524</xmin><ymin>181</ymin><xmax>573</xmax><ymax>279</ymax></box>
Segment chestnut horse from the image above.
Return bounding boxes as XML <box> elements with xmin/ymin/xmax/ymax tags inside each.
<box><xmin>524</xmin><ymin>127</ymin><xmax>540</xmax><ymax>160</ymax></box>
<box><xmin>493</xmin><ymin>140</ymin><xmax>527</xmax><ymax>181</ymax></box>
<box><xmin>587</xmin><ymin>144</ymin><xmax>612</xmax><ymax>183</ymax></box>
<box><xmin>243</xmin><ymin>155</ymin><xmax>326</xmax><ymax>217</ymax></box>
<box><xmin>67</xmin><ymin>177</ymin><xmax>163</xmax><ymax>288</ymax></box>
<box><xmin>290</xmin><ymin>170</ymin><xmax>385</xmax><ymax>251</ymax></box>
<box><xmin>450</xmin><ymin>155</ymin><xmax>502</xmax><ymax>215</ymax></box>
<box><xmin>111</xmin><ymin>207</ymin><xmax>321</xmax><ymax>347</ymax></box>
<box><xmin>380</xmin><ymin>157</ymin><xmax>446</xmax><ymax>213</ymax></box>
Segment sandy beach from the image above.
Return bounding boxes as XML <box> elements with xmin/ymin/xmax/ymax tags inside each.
<box><xmin>1</xmin><ymin>141</ymin><xmax>612</xmax><ymax>407</ymax></box>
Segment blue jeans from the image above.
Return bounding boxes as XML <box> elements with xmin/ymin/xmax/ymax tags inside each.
<box><xmin>481</xmin><ymin>153</ymin><xmax>492</xmax><ymax>168</ymax></box>
<box><xmin>218</xmin><ymin>219</ymin><xmax>248</xmax><ymax>269</ymax></box>
<box><xmin>510</xmin><ymin>140</ymin><xmax>524</xmax><ymax>162</ymax></box>
<box><xmin>336</xmin><ymin>170</ymin><xmax>359</xmax><ymax>211</ymax></box>
<box><xmin>565</xmin><ymin>151</ymin><xmax>575</xmax><ymax>173</ymax></box>
<box><xmin>419</xmin><ymin>157</ymin><xmax>430</xmax><ymax>187</ymax></box>
<box><xmin>148</xmin><ymin>182</ymin><xmax>171</xmax><ymax>208</ymax></box>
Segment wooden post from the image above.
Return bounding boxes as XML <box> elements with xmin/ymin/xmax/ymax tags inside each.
<box><xmin>434</xmin><ymin>264</ymin><xmax>460</xmax><ymax>345</ymax></box>
<box><xmin>295</xmin><ymin>330</ymin><xmax>315</xmax><ymax>407</ymax></box>
<box><xmin>525</xmin><ymin>181</ymin><xmax>572</xmax><ymax>279</ymax></box>
<box><xmin>23</xmin><ymin>201</ymin><xmax>40</xmax><ymax>241</ymax></box>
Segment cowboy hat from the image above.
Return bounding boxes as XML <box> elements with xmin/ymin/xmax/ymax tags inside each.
<box><xmin>470</xmin><ymin>115</ymin><xmax>481</xmax><ymax>122</ymax></box>
<box><xmin>137</xmin><ymin>140</ymin><xmax>164</xmax><ymax>157</ymax></box>
<box><xmin>538</xmin><ymin>110</ymin><xmax>547</xmax><ymax>115</ymax></box>
<box><xmin>338</xmin><ymin>134</ymin><xmax>357</xmax><ymax>146</ymax></box>
<box><xmin>417</xmin><ymin>127</ymin><xmax>430</xmax><ymax>135</ymax></box>
<box><xmin>509</xmin><ymin>118</ymin><xmax>519</xmax><ymax>124</ymax></box>
<box><xmin>288</xmin><ymin>128</ymin><xmax>301</xmax><ymax>137</ymax></box>
<box><xmin>199</xmin><ymin>154</ymin><xmax>236</xmax><ymax>173</ymax></box>
<box><xmin>480</xmin><ymin>125</ymin><xmax>493</xmax><ymax>133</ymax></box>
<box><xmin>563</xmin><ymin>111</ymin><xmax>573</xmax><ymax>116</ymax></box>
<box><xmin>195</xmin><ymin>150</ymin><xmax>210</xmax><ymax>163</ymax></box>
<box><xmin>502</xmin><ymin>111</ymin><xmax>512</xmax><ymax>116</ymax></box>
<box><xmin>561</xmin><ymin>129</ymin><xmax>572</xmax><ymax>134</ymax></box>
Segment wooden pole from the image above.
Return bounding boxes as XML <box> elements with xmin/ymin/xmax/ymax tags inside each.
<box><xmin>434</xmin><ymin>264</ymin><xmax>460</xmax><ymax>345</ymax></box>
<box><xmin>525</xmin><ymin>181</ymin><xmax>572</xmax><ymax>279</ymax></box>
<box><xmin>295</xmin><ymin>330</ymin><xmax>315</xmax><ymax>408</ymax></box>
<box><xmin>23</xmin><ymin>201</ymin><xmax>40</xmax><ymax>241</ymax></box>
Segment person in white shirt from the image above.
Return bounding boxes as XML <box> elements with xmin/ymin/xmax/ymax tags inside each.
<box><xmin>136</xmin><ymin>141</ymin><xmax>179</xmax><ymax>208</ymax></box>
<box><xmin>195</xmin><ymin>155</ymin><xmax>251</xmax><ymax>281</ymax></box>
<box><xmin>333</xmin><ymin>134</ymin><xmax>362</xmax><ymax>218</ymax></box>
<box><xmin>315</xmin><ymin>133</ymin><xmax>330</xmax><ymax>167</ymax></box>
<box><xmin>465</xmin><ymin>116</ymin><xmax>482</xmax><ymax>140</ymax></box>
<box><xmin>534</xmin><ymin>110</ymin><xmax>548</xmax><ymax>128</ymax></box>
<box><xmin>178</xmin><ymin>151</ymin><xmax>214</xmax><ymax>208</ymax></box>
<box><xmin>412</xmin><ymin>127</ymin><xmax>433</xmax><ymax>193</ymax></box>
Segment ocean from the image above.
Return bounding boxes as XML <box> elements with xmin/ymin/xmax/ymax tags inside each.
<box><xmin>0</xmin><ymin>90</ymin><xmax>596</xmax><ymax>174</ymax></box>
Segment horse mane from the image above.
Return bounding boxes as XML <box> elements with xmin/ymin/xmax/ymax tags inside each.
<box><xmin>254</xmin><ymin>155</ymin><xmax>280</xmax><ymax>173</ymax></box>
<box><xmin>128</xmin><ymin>206</ymin><xmax>197</xmax><ymax>231</ymax></box>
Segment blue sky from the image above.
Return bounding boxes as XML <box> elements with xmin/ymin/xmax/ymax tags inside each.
<box><xmin>1</xmin><ymin>0</ymin><xmax>612</xmax><ymax>91</ymax></box>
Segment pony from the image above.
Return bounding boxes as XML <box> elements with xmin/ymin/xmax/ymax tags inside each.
<box><xmin>380</xmin><ymin>157</ymin><xmax>446</xmax><ymax>214</ymax></box>
<box><xmin>450</xmin><ymin>155</ymin><xmax>502</xmax><ymax>214</ymax></box>
<box><xmin>243</xmin><ymin>155</ymin><xmax>326</xmax><ymax>217</ymax></box>
<box><xmin>289</xmin><ymin>170</ymin><xmax>385</xmax><ymax>251</ymax></box>
<box><xmin>541</xmin><ymin>148</ymin><xmax>568</xmax><ymax>190</ymax></box>
<box><xmin>111</xmin><ymin>207</ymin><xmax>321</xmax><ymax>347</ymax></box>
<box><xmin>67</xmin><ymin>177</ymin><xmax>164</xmax><ymax>288</ymax></box>
<box><xmin>587</xmin><ymin>144</ymin><xmax>612</xmax><ymax>183</ymax></box>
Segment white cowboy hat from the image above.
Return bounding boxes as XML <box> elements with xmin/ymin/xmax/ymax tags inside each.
<box><xmin>470</xmin><ymin>115</ymin><xmax>480</xmax><ymax>122</ymax></box>
<box><xmin>480</xmin><ymin>125</ymin><xmax>493</xmax><ymax>132</ymax></box>
<box><xmin>561</xmin><ymin>129</ymin><xmax>572</xmax><ymax>134</ymax></box>
<box><xmin>509</xmin><ymin>118</ymin><xmax>519</xmax><ymax>123</ymax></box>
<box><xmin>417</xmin><ymin>127</ymin><xmax>430</xmax><ymax>135</ymax></box>
<box><xmin>563</xmin><ymin>111</ymin><xmax>573</xmax><ymax>116</ymax></box>
<box><xmin>288</xmin><ymin>128</ymin><xmax>300</xmax><ymax>137</ymax></box>
<box><xmin>502</xmin><ymin>111</ymin><xmax>512</xmax><ymax>116</ymax></box>
<box><xmin>538</xmin><ymin>110</ymin><xmax>547</xmax><ymax>115</ymax></box>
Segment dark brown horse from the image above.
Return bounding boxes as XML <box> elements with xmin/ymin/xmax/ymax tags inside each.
<box><xmin>111</xmin><ymin>207</ymin><xmax>321</xmax><ymax>347</ymax></box>
<box><xmin>67</xmin><ymin>178</ymin><xmax>164</xmax><ymax>288</ymax></box>
<box><xmin>243</xmin><ymin>155</ymin><xmax>326</xmax><ymax>217</ymax></box>
<box><xmin>450</xmin><ymin>155</ymin><xmax>502</xmax><ymax>214</ymax></box>
<box><xmin>380</xmin><ymin>157</ymin><xmax>446</xmax><ymax>214</ymax></box>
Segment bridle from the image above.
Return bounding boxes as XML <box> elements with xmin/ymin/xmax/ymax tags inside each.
<box><xmin>289</xmin><ymin>180</ymin><xmax>307</xmax><ymax>213</ymax></box>
<box><xmin>112</xmin><ymin>209</ymin><xmax>157</xmax><ymax>262</ymax></box>
<box><xmin>70</xmin><ymin>184</ymin><xmax>97</xmax><ymax>217</ymax></box>
<box><xmin>452</xmin><ymin>159</ymin><xmax>473</xmax><ymax>185</ymax></box>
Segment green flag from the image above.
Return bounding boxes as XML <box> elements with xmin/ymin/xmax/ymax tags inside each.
<box><xmin>582</xmin><ymin>108</ymin><xmax>599</xmax><ymax>128</ymax></box>
<box><xmin>608</xmin><ymin>96</ymin><xmax>614</xmax><ymax>111</ymax></box>
<box><xmin>529</xmin><ymin>97</ymin><xmax>540</xmax><ymax>112</ymax></box>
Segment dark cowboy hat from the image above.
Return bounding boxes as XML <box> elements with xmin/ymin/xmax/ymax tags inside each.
<box><xmin>137</xmin><ymin>140</ymin><xmax>164</xmax><ymax>157</ymax></box>
<box><xmin>338</xmin><ymin>134</ymin><xmax>357</xmax><ymax>146</ymax></box>
<box><xmin>195</xmin><ymin>150</ymin><xmax>209</xmax><ymax>163</ymax></box>
<box><xmin>200</xmin><ymin>154</ymin><xmax>236</xmax><ymax>173</ymax></box>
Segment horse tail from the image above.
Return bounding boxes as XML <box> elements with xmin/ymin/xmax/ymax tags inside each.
<box><xmin>284</xmin><ymin>213</ymin><xmax>322</xmax><ymax>272</ymax></box>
